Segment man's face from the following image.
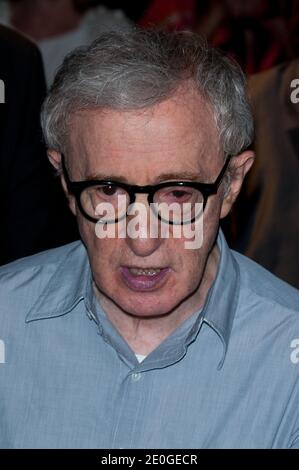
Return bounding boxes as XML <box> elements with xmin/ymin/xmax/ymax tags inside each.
<box><xmin>61</xmin><ymin>87</ymin><xmax>230</xmax><ymax>318</ymax></box>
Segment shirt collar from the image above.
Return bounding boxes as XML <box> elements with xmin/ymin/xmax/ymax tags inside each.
<box><xmin>199</xmin><ymin>229</ymin><xmax>240</xmax><ymax>368</ymax></box>
<box><xmin>25</xmin><ymin>242</ymin><xmax>90</xmax><ymax>322</ymax></box>
<box><xmin>26</xmin><ymin>230</ymin><xmax>240</xmax><ymax>368</ymax></box>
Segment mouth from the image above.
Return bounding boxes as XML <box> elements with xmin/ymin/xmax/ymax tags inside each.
<box><xmin>120</xmin><ymin>266</ymin><xmax>171</xmax><ymax>291</ymax></box>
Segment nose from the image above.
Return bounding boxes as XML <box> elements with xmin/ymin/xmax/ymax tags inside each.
<box><xmin>125</xmin><ymin>193</ymin><xmax>165</xmax><ymax>257</ymax></box>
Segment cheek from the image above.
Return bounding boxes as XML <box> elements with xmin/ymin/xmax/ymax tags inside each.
<box><xmin>172</xmin><ymin>200</ymin><xmax>222</xmax><ymax>284</ymax></box>
<box><xmin>182</xmin><ymin>251</ymin><xmax>205</xmax><ymax>291</ymax></box>
<box><xmin>68</xmin><ymin>195</ymin><xmax>77</xmax><ymax>216</ymax></box>
<box><xmin>166</xmin><ymin>238</ymin><xmax>206</xmax><ymax>289</ymax></box>
<box><xmin>77</xmin><ymin>216</ymin><xmax>95</xmax><ymax>248</ymax></box>
<box><xmin>202</xmin><ymin>196</ymin><xmax>222</xmax><ymax>239</ymax></box>
<box><xmin>77</xmin><ymin>217</ymin><xmax>122</xmax><ymax>268</ymax></box>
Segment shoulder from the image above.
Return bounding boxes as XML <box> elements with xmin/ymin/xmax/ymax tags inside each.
<box><xmin>0</xmin><ymin>24</ymin><xmax>41</xmax><ymax>61</ymax></box>
<box><xmin>232</xmin><ymin>249</ymin><xmax>299</xmax><ymax>324</ymax></box>
<box><xmin>0</xmin><ymin>25</ymin><xmax>44</xmax><ymax>92</ymax></box>
<box><xmin>0</xmin><ymin>240</ymin><xmax>83</xmax><ymax>275</ymax></box>
<box><xmin>248</xmin><ymin>59</ymin><xmax>299</xmax><ymax>105</ymax></box>
<box><xmin>0</xmin><ymin>241</ymin><xmax>85</xmax><ymax>320</ymax></box>
<box><xmin>247</xmin><ymin>64</ymin><xmax>281</xmax><ymax>112</ymax></box>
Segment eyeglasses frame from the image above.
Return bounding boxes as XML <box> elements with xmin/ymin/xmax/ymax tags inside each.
<box><xmin>61</xmin><ymin>154</ymin><xmax>232</xmax><ymax>225</ymax></box>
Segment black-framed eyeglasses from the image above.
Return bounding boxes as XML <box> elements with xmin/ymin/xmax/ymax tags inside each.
<box><xmin>61</xmin><ymin>154</ymin><xmax>231</xmax><ymax>225</ymax></box>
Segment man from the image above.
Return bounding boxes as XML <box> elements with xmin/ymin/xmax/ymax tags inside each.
<box><xmin>223</xmin><ymin>59</ymin><xmax>299</xmax><ymax>289</ymax></box>
<box><xmin>1</xmin><ymin>0</ymin><xmax>130</xmax><ymax>87</ymax></box>
<box><xmin>0</xmin><ymin>29</ymin><xmax>298</xmax><ymax>449</ymax></box>
<box><xmin>0</xmin><ymin>24</ymin><xmax>78</xmax><ymax>265</ymax></box>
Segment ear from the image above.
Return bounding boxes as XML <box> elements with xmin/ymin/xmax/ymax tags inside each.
<box><xmin>220</xmin><ymin>150</ymin><xmax>254</xmax><ymax>219</ymax></box>
<box><xmin>47</xmin><ymin>149</ymin><xmax>77</xmax><ymax>216</ymax></box>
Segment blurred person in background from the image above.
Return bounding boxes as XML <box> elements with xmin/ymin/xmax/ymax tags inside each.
<box><xmin>195</xmin><ymin>0</ymin><xmax>288</xmax><ymax>74</ymax></box>
<box><xmin>0</xmin><ymin>24</ymin><xmax>78</xmax><ymax>265</ymax></box>
<box><xmin>0</xmin><ymin>0</ymin><xmax>131</xmax><ymax>87</ymax></box>
<box><xmin>135</xmin><ymin>0</ymin><xmax>291</xmax><ymax>74</ymax></box>
<box><xmin>222</xmin><ymin>1</ymin><xmax>299</xmax><ymax>289</ymax></box>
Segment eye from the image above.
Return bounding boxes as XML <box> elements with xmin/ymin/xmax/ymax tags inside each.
<box><xmin>158</xmin><ymin>187</ymin><xmax>194</xmax><ymax>203</ymax></box>
<box><xmin>170</xmin><ymin>189</ymin><xmax>191</xmax><ymax>199</ymax></box>
<box><xmin>93</xmin><ymin>184</ymin><xmax>128</xmax><ymax>199</ymax></box>
<box><xmin>101</xmin><ymin>185</ymin><xmax>118</xmax><ymax>196</ymax></box>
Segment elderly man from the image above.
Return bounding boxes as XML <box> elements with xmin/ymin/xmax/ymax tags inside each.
<box><xmin>0</xmin><ymin>29</ymin><xmax>299</xmax><ymax>449</ymax></box>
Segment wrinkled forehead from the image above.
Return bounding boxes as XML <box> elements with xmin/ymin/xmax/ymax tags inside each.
<box><xmin>66</xmin><ymin>87</ymin><xmax>222</xmax><ymax>181</ymax></box>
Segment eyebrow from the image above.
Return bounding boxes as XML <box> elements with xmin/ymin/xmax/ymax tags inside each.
<box><xmin>155</xmin><ymin>171</ymin><xmax>203</xmax><ymax>182</ymax></box>
<box><xmin>85</xmin><ymin>173</ymin><xmax>129</xmax><ymax>183</ymax></box>
<box><xmin>84</xmin><ymin>171</ymin><xmax>202</xmax><ymax>184</ymax></box>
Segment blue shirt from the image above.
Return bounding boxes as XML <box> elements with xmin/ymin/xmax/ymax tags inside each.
<box><xmin>0</xmin><ymin>230</ymin><xmax>299</xmax><ymax>449</ymax></box>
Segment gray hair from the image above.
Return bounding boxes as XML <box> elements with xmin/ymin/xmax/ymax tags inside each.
<box><xmin>41</xmin><ymin>28</ymin><xmax>254</xmax><ymax>157</ymax></box>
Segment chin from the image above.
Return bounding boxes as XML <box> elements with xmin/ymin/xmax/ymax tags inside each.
<box><xmin>121</xmin><ymin>303</ymin><xmax>176</xmax><ymax>318</ymax></box>
<box><xmin>113</xmin><ymin>288</ymin><xmax>181</xmax><ymax>318</ymax></box>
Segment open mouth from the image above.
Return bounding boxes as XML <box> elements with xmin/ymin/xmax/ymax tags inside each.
<box><xmin>120</xmin><ymin>266</ymin><xmax>171</xmax><ymax>291</ymax></box>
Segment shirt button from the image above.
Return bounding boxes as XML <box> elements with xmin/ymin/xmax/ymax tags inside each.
<box><xmin>131</xmin><ymin>372</ymin><xmax>142</xmax><ymax>382</ymax></box>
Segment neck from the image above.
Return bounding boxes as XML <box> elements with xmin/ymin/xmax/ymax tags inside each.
<box><xmin>94</xmin><ymin>243</ymin><xmax>220</xmax><ymax>356</ymax></box>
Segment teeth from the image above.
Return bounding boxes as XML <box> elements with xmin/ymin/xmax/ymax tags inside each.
<box><xmin>129</xmin><ymin>268</ymin><xmax>162</xmax><ymax>276</ymax></box>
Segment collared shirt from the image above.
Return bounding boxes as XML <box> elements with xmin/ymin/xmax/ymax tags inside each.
<box><xmin>0</xmin><ymin>230</ymin><xmax>299</xmax><ymax>449</ymax></box>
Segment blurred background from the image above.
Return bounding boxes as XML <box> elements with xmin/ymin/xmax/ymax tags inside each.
<box><xmin>0</xmin><ymin>0</ymin><xmax>299</xmax><ymax>85</ymax></box>
<box><xmin>2</xmin><ymin>0</ymin><xmax>298</xmax><ymax>84</ymax></box>
<box><xmin>0</xmin><ymin>0</ymin><xmax>298</xmax><ymax>288</ymax></box>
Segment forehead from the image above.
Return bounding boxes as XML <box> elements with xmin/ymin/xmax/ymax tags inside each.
<box><xmin>68</xmin><ymin>86</ymin><xmax>222</xmax><ymax>181</ymax></box>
